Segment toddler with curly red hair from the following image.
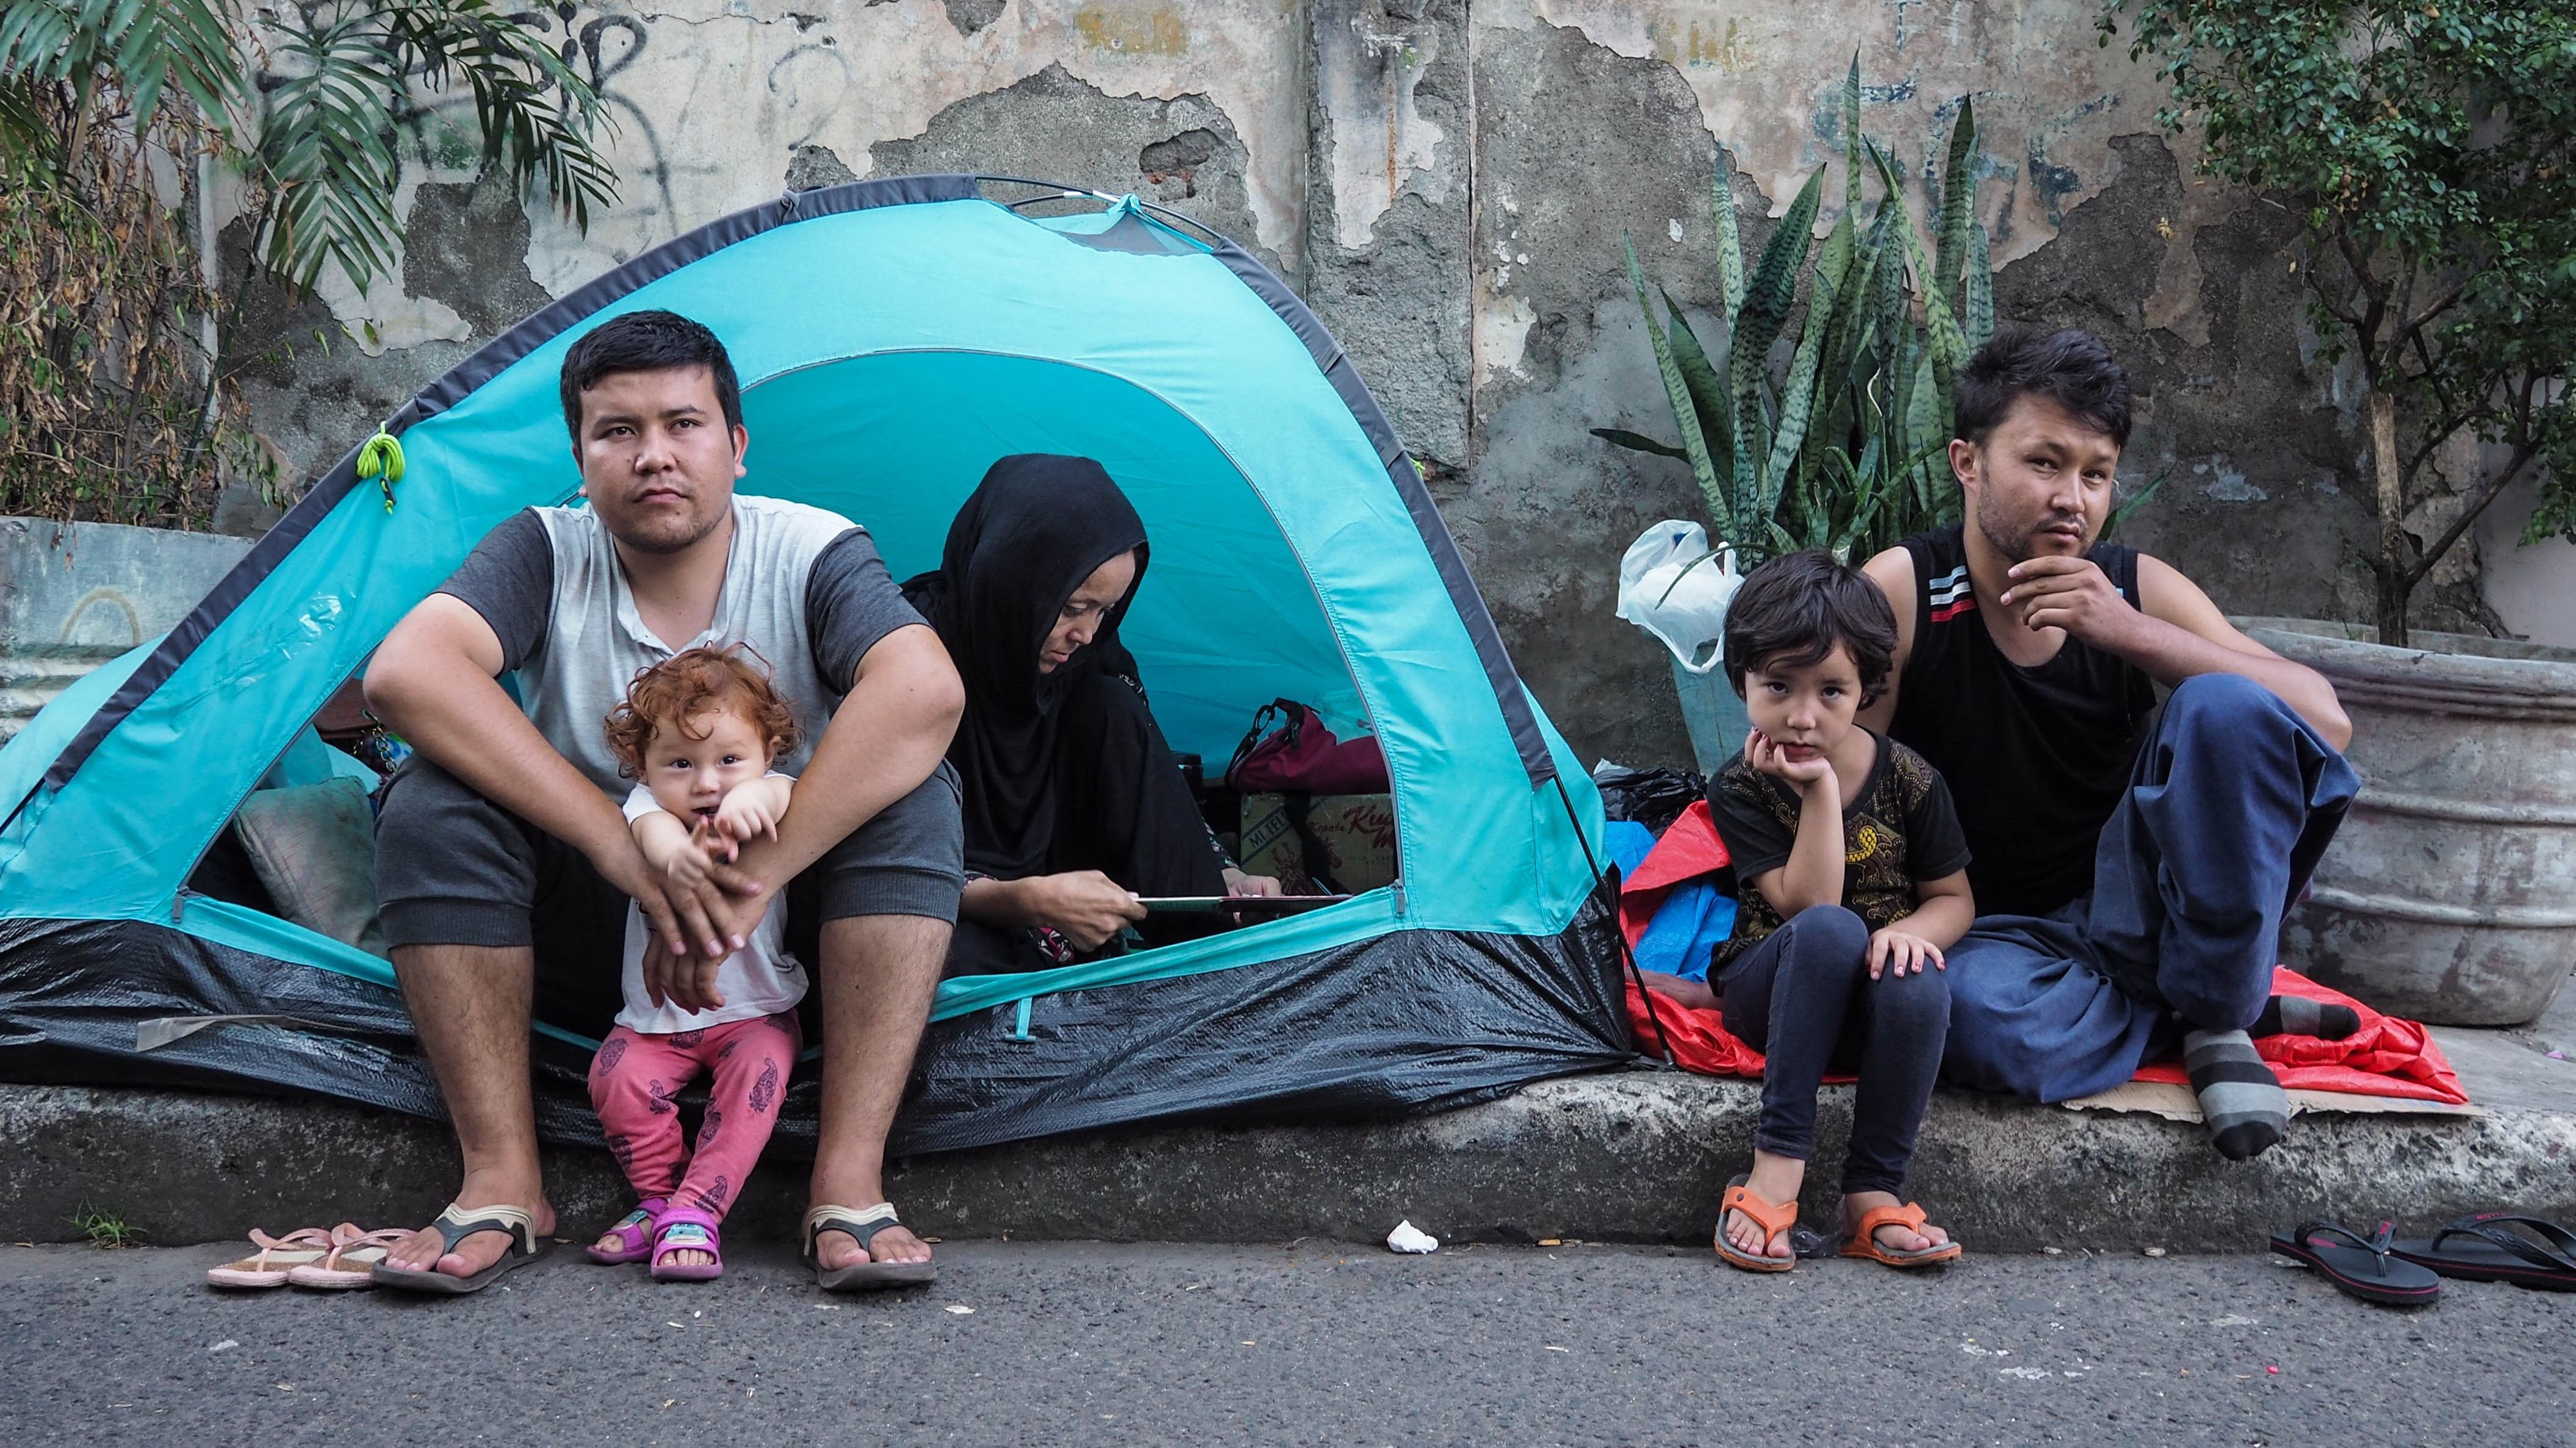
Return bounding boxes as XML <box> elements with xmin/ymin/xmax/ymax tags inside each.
<box><xmin>586</xmin><ymin>643</ymin><xmax>805</xmax><ymax>1283</ymax></box>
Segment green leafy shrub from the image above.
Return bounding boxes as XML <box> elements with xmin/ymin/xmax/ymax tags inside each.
<box><xmin>0</xmin><ymin>81</ymin><xmax>244</xmax><ymax>526</ymax></box>
<box><xmin>0</xmin><ymin>0</ymin><xmax>619</xmax><ymax>526</ymax></box>
<box><xmin>2106</xmin><ymin>0</ymin><xmax>2575</xmax><ymax>647</ymax></box>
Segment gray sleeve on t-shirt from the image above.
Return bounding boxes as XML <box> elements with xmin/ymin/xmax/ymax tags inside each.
<box><xmin>433</xmin><ymin>508</ymin><xmax>553</xmax><ymax>672</ymax></box>
<box><xmin>806</xmin><ymin>528</ymin><xmax>927</xmax><ymax>693</ymax></box>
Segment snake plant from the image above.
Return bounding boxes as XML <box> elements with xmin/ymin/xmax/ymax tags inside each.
<box><xmin>1596</xmin><ymin>58</ymin><xmax>1991</xmax><ymax>568</ymax></box>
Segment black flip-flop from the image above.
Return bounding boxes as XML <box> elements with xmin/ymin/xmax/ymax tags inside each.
<box><xmin>370</xmin><ymin>1203</ymin><xmax>551</xmax><ymax>1295</ymax></box>
<box><xmin>2268</xmin><ymin>1220</ymin><xmax>2440</xmax><ymax>1306</ymax></box>
<box><xmin>2392</xmin><ymin>1214</ymin><xmax>2576</xmax><ymax>1293</ymax></box>
<box><xmin>804</xmin><ymin>1202</ymin><xmax>938</xmax><ymax>1290</ymax></box>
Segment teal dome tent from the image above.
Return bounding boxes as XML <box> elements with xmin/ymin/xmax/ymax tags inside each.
<box><xmin>0</xmin><ymin>176</ymin><xmax>1631</xmax><ymax>1152</ymax></box>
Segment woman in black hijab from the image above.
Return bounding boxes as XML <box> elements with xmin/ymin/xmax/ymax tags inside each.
<box><xmin>904</xmin><ymin>454</ymin><xmax>1279</xmax><ymax>974</ymax></box>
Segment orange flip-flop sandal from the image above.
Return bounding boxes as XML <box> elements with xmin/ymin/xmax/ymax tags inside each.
<box><xmin>1841</xmin><ymin>1202</ymin><xmax>1963</xmax><ymax>1268</ymax></box>
<box><xmin>1714</xmin><ymin>1175</ymin><xmax>1799</xmax><ymax>1273</ymax></box>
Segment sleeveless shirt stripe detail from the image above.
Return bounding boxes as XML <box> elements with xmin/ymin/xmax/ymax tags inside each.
<box><xmin>1924</xmin><ymin>561</ymin><xmax>2132</xmax><ymax>624</ymax></box>
<box><xmin>1927</xmin><ymin>564</ymin><xmax>1975</xmax><ymax>622</ymax></box>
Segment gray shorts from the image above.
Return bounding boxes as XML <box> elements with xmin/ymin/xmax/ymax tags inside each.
<box><xmin>375</xmin><ymin>757</ymin><xmax>963</xmax><ymax>1029</ymax></box>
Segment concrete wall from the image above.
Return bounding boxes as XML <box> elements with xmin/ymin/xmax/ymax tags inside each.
<box><xmin>0</xmin><ymin>518</ymin><xmax>254</xmax><ymax>743</ymax></box>
<box><xmin>219</xmin><ymin>0</ymin><xmax>2569</xmax><ymax>767</ymax></box>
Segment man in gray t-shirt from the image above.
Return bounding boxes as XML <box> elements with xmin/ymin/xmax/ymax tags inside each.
<box><xmin>362</xmin><ymin>310</ymin><xmax>966</xmax><ymax>1292</ymax></box>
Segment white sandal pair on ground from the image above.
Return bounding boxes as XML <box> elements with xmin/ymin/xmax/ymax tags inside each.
<box><xmin>207</xmin><ymin>1208</ymin><xmax>547</xmax><ymax>1296</ymax></box>
<box><xmin>204</xmin><ymin>1223</ymin><xmax>413</xmax><ymax>1291</ymax></box>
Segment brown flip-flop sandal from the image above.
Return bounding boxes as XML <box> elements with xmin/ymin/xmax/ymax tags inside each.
<box><xmin>1714</xmin><ymin>1174</ymin><xmax>1799</xmax><ymax>1274</ymax></box>
<box><xmin>1841</xmin><ymin>1202</ymin><xmax>1963</xmax><ymax>1268</ymax></box>
<box><xmin>804</xmin><ymin>1203</ymin><xmax>938</xmax><ymax>1290</ymax></box>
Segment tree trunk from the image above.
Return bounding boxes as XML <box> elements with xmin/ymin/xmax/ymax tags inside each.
<box><xmin>2370</xmin><ymin>390</ymin><xmax>2410</xmax><ymax>648</ymax></box>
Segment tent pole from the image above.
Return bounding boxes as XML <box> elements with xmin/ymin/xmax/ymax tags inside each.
<box><xmin>1550</xmin><ymin>775</ymin><xmax>1678</xmax><ymax>1070</ymax></box>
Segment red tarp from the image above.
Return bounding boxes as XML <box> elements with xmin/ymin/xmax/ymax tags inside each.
<box><xmin>1617</xmin><ymin>814</ymin><xmax>2468</xmax><ymax>1105</ymax></box>
<box><xmin>1616</xmin><ymin>800</ymin><xmax>1729</xmax><ymax>945</ymax></box>
<box><xmin>1627</xmin><ymin>968</ymin><xmax>2466</xmax><ymax>1103</ymax></box>
<box><xmin>2128</xmin><ymin>968</ymin><xmax>2466</xmax><ymax>1104</ymax></box>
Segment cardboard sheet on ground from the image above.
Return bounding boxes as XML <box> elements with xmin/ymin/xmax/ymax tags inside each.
<box><xmin>1615</xmin><ymin>815</ymin><xmax>2470</xmax><ymax>1108</ymax></box>
<box><xmin>2057</xmin><ymin>1079</ymin><xmax>2480</xmax><ymax>1120</ymax></box>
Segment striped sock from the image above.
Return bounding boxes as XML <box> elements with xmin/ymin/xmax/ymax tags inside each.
<box><xmin>2183</xmin><ymin>1028</ymin><xmax>2289</xmax><ymax>1161</ymax></box>
<box><xmin>2253</xmin><ymin>994</ymin><xmax>2361</xmax><ymax>1042</ymax></box>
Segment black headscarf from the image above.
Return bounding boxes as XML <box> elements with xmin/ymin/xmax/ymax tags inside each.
<box><xmin>902</xmin><ymin>454</ymin><xmax>1150</xmax><ymax>878</ymax></box>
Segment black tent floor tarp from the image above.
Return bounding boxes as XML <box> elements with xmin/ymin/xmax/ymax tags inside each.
<box><xmin>0</xmin><ymin>900</ymin><xmax>1636</xmax><ymax>1158</ymax></box>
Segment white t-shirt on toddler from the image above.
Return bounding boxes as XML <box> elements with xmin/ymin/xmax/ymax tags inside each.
<box><xmin>617</xmin><ymin>775</ymin><xmax>807</xmax><ymax>1034</ymax></box>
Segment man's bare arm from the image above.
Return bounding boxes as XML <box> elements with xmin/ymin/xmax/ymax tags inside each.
<box><xmin>364</xmin><ymin>593</ymin><xmax>693</xmax><ymax>951</ymax></box>
<box><xmin>365</xmin><ymin>595</ymin><xmax>635</xmax><ymax>864</ymax></box>
<box><xmin>749</xmin><ymin>623</ymin><xmax>962</xmax><ymax>878</ymax></box>
<box><xmin>1856</xmin><ymin>545</ymin><xmax>1917</xmax><ymax>734</ymax></box>
<box><xmin>2006</xmin><ymin>553</ymin><xmax>2351</xmax><ymax>750</ymax></box>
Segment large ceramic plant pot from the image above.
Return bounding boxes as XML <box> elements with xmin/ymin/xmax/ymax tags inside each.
<box><xmin>2239</xmin><ymin>617</ymin><xmax>2576</xmax><ymax>1027</ymax></box>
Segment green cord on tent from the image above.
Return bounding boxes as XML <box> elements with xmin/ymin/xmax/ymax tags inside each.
<box><xmin>354</xmin><ymin>429</ymin><xmax>405</xmax><ymax>512</ymax></box>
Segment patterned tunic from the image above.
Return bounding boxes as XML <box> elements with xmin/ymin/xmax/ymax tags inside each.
<box><xmin>1704</xmin><ymin>731</ymin><xmax>1971</xmax><ymax>976</ymax></box>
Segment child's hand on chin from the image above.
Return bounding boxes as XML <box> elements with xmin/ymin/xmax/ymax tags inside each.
<box><xmin>1744</xmin><ymin>725</ymin><xmax>1833</xmax><ymax>787</ymax></box>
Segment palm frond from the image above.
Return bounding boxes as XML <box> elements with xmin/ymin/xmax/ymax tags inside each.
<box><xmin>237</xmin><ymin>0</ymin><xmax>619</xmax><ymax>293</ymax></box>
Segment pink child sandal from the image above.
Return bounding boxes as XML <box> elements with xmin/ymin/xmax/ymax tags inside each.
<box><xmin>649</xmin><ymin>1208</ymin><xmax>724</xmax><ymax>1282</ymax></box>
<box><xmin>287</xmin><ymin>1224</ymin><xmax>412</xmax><ymax>1289</ymax></box>
<box><xmin>588</xmin><ymin>1198</ymin><xmax>667</xmax><ymax>1265</ymax></box>
<box><xmin>205</xmin><ymin>1226</ymin><xmax>338</xmax><ymax>1289</ymax></box>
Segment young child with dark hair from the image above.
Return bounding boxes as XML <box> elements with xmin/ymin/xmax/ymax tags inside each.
<box><xmin>1705</xmin><ymin>550</ymin><xmax>1974</xmax><ymax>1272</ymax></box>
<box><xmin>586</xmin><ymin>643</ymin><xmax>805</xmax><ymax>1282</ymax></box>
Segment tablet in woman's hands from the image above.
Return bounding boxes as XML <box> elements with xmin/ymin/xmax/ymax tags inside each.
<box><xmin>1134</xmin><ymin>894</ymin><xmax>1353</xmax><ymax>915</ymax></box>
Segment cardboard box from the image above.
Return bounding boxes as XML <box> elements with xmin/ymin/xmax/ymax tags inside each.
<box><xmin>1238</xmin><ymin>792</ymin><xmax>1397</xmax><ymax>895</ymax></box>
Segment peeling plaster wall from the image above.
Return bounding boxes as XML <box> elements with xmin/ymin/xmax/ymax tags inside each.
<box><xmin>237</xmin><ymin>0</ymin><xmax>2560</xmax><ymax>767</ymax></box>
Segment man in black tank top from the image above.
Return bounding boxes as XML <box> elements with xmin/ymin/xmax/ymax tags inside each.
<box><xmin>1857</xmin><ymin>329</ymin><xmax>2360</xmax><ymax>1159</ymax></box>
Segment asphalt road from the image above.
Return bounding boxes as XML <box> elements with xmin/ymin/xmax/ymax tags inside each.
<box><xmin>4</xmin><ymin>1238</ymin><xmax>2566</xmax><ymax>1446</ymax></box>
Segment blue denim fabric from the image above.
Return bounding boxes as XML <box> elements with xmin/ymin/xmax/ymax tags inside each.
<box><xmin>1940</xmin><ymin>674</ymin><xmax>2359</xmax><ymax>1103</ymax></box>
<box><xmin>1719</xmin><ymin>904</ymin><xmax>1951</xmax><ymax>1196</ymax></box>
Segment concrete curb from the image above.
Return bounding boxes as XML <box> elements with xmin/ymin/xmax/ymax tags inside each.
<box><xmin>7</xmin><ymin>1071</ymin><xmax>2571</xmax><ymax>1253</ymax></box>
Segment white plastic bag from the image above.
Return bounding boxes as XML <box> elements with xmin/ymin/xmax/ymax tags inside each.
<box><xmin>1614</xmin><ymin>520</ymin><xmax>1742</xmax><ymax>675</ymax></box>
<box><xmin>1386</xmin><ymin>1219</ymin><xmax>1440</xmax><ymax>1254</ymax></box>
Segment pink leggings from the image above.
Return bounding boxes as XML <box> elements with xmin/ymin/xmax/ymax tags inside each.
<box><xmin>588</xmin><ymin>1011</ymin><xmax>801</xmax><ymax>1220</ymax></box>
